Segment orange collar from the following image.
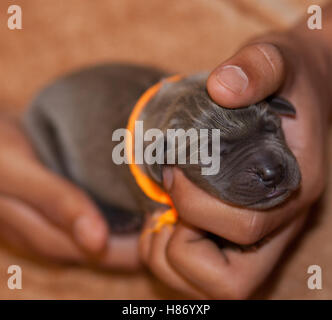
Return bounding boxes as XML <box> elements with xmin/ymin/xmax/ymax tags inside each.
<box><xmin>125</xmin><ymin>74</ymin><xmax>182</xmax><ymax>232</ymax></box>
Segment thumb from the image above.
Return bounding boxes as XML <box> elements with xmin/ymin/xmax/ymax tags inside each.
<box><xmin>207</xmin><ymin>43</ymin><xmax>286</xmax><ymax>108</ymax></box>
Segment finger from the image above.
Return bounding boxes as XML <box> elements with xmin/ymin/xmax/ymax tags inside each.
<box><xmin>98</xmin><ymin>233</ymin><xmax>141</xmax><ymax>271</ymax></box>
<box><xmin>167</xmin><ymin>213</ymin><xmax>307</xmax><ymax>299</ymax></box>
<box><xmin>0</xmin><ymin>193</ymin><xmax>142</xmax><ymax>270</ymax></box>
<box><xmin>164</xmin><ymin>167</ymin><xmax>304</xmax><ymax>245</ymax></box>
<box><xmin>140</xmin><ymin>214</ymin><xmax>206</xmax><ymax>298</ymax></box>
<box><xmin>0</xmin><ymin>194</ymin><xmax>85</xmax><ymax>262</ymax></box>
<box><xmin>0</xmin><ymin>152</ymin><xmax>109</xmax><ymax>253</ymax></box>
<box><xmin>138</xmin><ymin>213</ymin><xmax>156</xmax><ymax>265</ymax></box>
<box><xmin>207</xmin><ymin>43</ymin><xmax>286</xmax><ymax>108</ymax></box>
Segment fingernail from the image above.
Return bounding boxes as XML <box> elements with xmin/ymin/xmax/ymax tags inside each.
<box><xmin>216</xmin><ymin>65</ymin><xmax>248</xmax><ymax>94</ymax></box>
<box><xmin>73</xmin><ymin>215</ymin><xmax>107</xmax><ymax>252</ymax></box>
<box><xmin>163</xmin><ymin>167</ymin><xmax>173</xmax><ymax>192</ymax></box>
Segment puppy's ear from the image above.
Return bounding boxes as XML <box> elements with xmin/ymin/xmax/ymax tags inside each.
<box><xmin>266</xmin><ymin>96</ymin><xmax>296</xmax><ymax>116</ymax></box>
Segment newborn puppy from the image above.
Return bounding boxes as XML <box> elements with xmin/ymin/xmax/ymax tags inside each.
<box><xmin>23</xmin><ymin>64</ymin><xmax>301</xmax><ymax>233</ymax></box>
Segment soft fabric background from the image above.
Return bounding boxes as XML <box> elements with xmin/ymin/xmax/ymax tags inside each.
<box><xmin>0</xmin><ymin>0</ymin><xmax>331</xmax><ymax>299</ymax></box>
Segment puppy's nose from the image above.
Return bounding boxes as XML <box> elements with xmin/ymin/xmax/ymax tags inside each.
<box><xmin>258</xmin><ymin>165</ymin><xmax>283</xmax><ymax>187</ymax></box>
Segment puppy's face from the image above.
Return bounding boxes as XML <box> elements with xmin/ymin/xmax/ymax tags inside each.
<box><xmin>149</xmin><ymin>83</ymin><xmax>301</xmax><ymax>210</ymax></box>
<box><xmin>195</xmin><ymin>100</ymin><xmax>301</xmax><ymax>209</ymax></box>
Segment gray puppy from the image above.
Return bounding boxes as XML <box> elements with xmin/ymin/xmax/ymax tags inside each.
<box><xmin>23</xmin><ymin>64</ymin><xmax>301</xmax><ymax>233</ymax></box>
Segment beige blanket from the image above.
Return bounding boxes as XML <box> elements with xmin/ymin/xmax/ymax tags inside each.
<box><xmin>0</xmin><ymin>0</ymin><xmax>330</xmax><ymax>299</ymax></box>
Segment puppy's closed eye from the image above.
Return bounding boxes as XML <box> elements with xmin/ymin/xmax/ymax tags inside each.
<box><xmin>263</xmin><ymin>121</ymin><xmax>278</xmax><ymax>133</ymax></box>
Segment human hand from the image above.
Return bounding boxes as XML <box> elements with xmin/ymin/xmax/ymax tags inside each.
<box><xmin>139</xmin><ymin>27</ymin><xmax>331</xmax><ymax>298</ymax></box>
<box><xmin>0</xmin><ymin>114</ymin><xmax>140</xmax><ymax>270</ymax></box>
